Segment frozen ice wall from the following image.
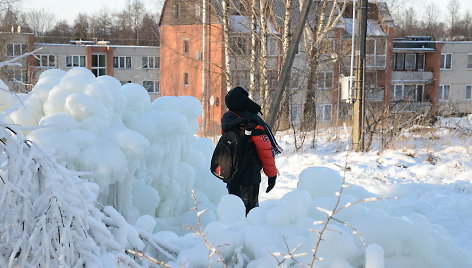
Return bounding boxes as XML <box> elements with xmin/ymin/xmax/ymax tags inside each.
<box><xmin>3</xmin><ymin>68</ymin><xmax>226</xmax><ymax>226</ymax></box>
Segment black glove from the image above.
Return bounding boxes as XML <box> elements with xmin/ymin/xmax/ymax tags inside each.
<box><xmin>266</xmin><ymin>176</ymin><xmax>276</xmax><ymax>193</ymax></box>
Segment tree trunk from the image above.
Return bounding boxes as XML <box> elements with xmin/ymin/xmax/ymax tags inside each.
<box><xmin>249</xmin><ymin>0</ymin><xmax>258</xmax><ymax>98</ymax></box>
<box><xmin>278</xmin><ymin>0</ymin><xmax>293</xmax><ymax>130</ymax></box>
<box><xmin>222</xmin><ymin>0</ymin><xmax>232</xmax><ymax>91</ymax></box>
<box><xmin>259</xmin><ymin>0</ymin><xmax>269</xmax><ymax>116</ymax></box>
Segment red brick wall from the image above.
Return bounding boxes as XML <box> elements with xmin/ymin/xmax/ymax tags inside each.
<box><xmin>85</xmin><ymin>46</ymin><xmax>114</xmax><ymax>76</ymax></box>
<box><xmin>160</xmin><ymin>24</ymin><xmax>226</xmax><ymax>135</ymax></box>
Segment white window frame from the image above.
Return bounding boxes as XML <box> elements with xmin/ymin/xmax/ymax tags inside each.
<box><xmin>66</xmin><ymin>55</ymin><xmax>86</xmax><ymax>67</ymax></box>
<box><xmin>6</xmin><ymin>43</ymin><xmax>27</xmax><ymax>57</ymax></box>
<box><xmin>143</xmin><ymin>80</ymin><xmax>160</xmax><ymax>93</ymax></box>
<box><xmin>317</xmin><ymin>72</ymin><xmax>333</xmax><ymax>90</ymax></box>
<box><xmin>392</xmin><ymin>84</ymin><xmax>425</xmax><ymax>101</ymax></box>
<box><xmin>467</xmin><ymin>54</ymin><xmax>472</xmax><ymax>69</ymax></box>
<box><xmin>405</xmin><ymin>53</ymin><xmax>416</xmax><ymax>70</ymax></box>
<box><xmin>268</xmin><ymin>36</ymin><xmax>278</xmax><ymax>56</ymax></box>
<box><xmin>439</xmin><ymin>84</ymin><xmax>450</xmax><ymax>102</ymax></box>
<box><xmin>7</xmin><ymin>68</ymin><xmax>26</xmax><ymax>82</ymax></box>
<box><xmin>316</xmin><ymin>104</ymin><xmax>332</xmax><ymax>122</ymax></box>
<box><xmin>195</xmin><ymin>3</ymin><xmax>201</xmax><ymax>18</ymax></box>
<box><xmin>91</xmin><ymin>54</ymin><xmax>107</xmax><ymax>77</ymax></box>
<box><xmin>230</xmin><ymin>36</ymin><xmax>248</xmax><ymax>55</ymax></box>
<box><xmin>466</xmin><ymin>85</ymin><xmax>472</xmax><ymax>101</ymax></box>
<box><xmin>113</xmin><ymin>56</ymin><xmax>131</xmax><ymax>69</ymax></box>
<box><xmin>36</xmin><ymin>54</ymin><xmax>55</xmax><ymax>68</ymax></box>
<box><xmin>142</xmin><ymin>56</ymin><xmax>159</xmax><ymax>69</ymax></box>
<box><xmin>440</xmin><ymin>53</ymin><xmax>452</xmax><ymax>70</ymax></box>
<box><xmin>417</xmin><ymin>53</ymin><xmax>425</xmax><ymax>71</ymax></box>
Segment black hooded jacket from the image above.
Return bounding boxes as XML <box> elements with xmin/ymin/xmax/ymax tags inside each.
<box><xmin>221</xmin><ymin>87</ymin><xmax>273</xmax><ymax>185</ymax></box>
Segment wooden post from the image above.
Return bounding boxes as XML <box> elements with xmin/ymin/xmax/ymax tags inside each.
<box><xmin>352</xmin><ymin>0</ymin><xmax>368</xmax><ymax>152</ymax></box>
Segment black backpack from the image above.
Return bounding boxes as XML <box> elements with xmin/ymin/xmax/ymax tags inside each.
<box><xmin>210</xmin><ymin>129</ymin><xmax>248</xmax><ymax>184</ymax></box>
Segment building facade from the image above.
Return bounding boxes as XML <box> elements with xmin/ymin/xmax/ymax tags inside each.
<box><xmin>159</xmin><ymin>0</ymin><xmax>395</xmax><ymax>134</ymax></box>
<box><xmin>1</xmin><ymin>33</ymin><xmax>160</xmax><ymax>100</ymax></box>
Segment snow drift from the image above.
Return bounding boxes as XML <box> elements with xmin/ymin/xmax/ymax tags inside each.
<box><xmin>1</xmin><ymin>67</ymin><xmax>471</xmax><ymax>267</ymax></box>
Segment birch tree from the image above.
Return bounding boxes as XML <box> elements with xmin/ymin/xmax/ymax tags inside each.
<box><xmin>222</xmin><ymin>0</ymin><xmax>232</xmax><ymax>91</ymax></box>
<box><xmin>249</xmin><ymin>0</ymin><xmax>258</xmax><ymax>97</ymax></box>
<box><xmin>258</xmin><ymin>0</ymin><xmax>270</xmax><ymax>115</ymax></box>
<box><xmin>301</xmin><ymin>0</ymin><xmax>346</xmax><ymax>138</ymax></box>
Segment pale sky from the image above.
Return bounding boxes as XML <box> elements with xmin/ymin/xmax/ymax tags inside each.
<box><xmin>23</xmin><ymin>0</ymin><xmax>164</xmax><ymax>23</ymax></box>
<box><xmin>20</xmin><ymin>0</ymin><xmax>472</xmax><ymax>25</ymax></box>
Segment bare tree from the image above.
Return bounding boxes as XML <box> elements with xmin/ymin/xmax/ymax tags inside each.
<box><xmin>22</xmin><ymin>9</ymin><xmax>55</xmax><ymax>37</ymax></box>
<box><xmin>447</xmin><ymin>0</ymin><xmax>461</xmax><ymax>38</ymax></box>
<box><xmin>72</xmin><ymin>13</ymin><xmax>89</xmax><ymax>40</ymax></box>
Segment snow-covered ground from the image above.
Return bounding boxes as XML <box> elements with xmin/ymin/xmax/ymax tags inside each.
<box><xmin>1</xmin><ymin>68</ymin><xmax>472</xmax><ymax>267</ymax></box>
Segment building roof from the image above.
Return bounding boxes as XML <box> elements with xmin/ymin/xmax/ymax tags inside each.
<box><xmin>342</xmin><ymin>18</ymin><xmax>386</xmax><ymax>37</ymax></box>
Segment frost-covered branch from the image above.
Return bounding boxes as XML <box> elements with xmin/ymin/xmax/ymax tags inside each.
<box><xmin>0</xmin><ymin>47</ymin><xmax>42</xmax><ymax>68</ymax></box>
<box><xmin>185</xmin><ymin>190</ymin><xmax>228</xmax><ymax>268</ymax></box>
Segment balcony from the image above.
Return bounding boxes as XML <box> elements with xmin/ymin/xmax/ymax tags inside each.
<box><xmin>391</xmin><ymin>101</ymin><xmax>432</xmax><ymax>114</ymax></box>
<box><xmin>392</xmin><ymin>71</ymin><xmax>433</xmax><ymax>84</ymax></box>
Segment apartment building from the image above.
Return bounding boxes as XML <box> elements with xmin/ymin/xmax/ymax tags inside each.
<box><xmin>0</xmin><ymin>32</ymin><xmax>160</xmax><ymax>100</ymax></box>
<box><xmin>438</xmin><ymin>41</ymin><xmax>472</xmax><ymax>114</ymax></box>
<box><xmin>392</xmin><ymin>37</ymin><xmax>472</xmax><ymax>115</ymax></box>
<box><xmin>159</xmin><ymin>0</ymin><xmax>394</xmax><ymax>134</ymax></box>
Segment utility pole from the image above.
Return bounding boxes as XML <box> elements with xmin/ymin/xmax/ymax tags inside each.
<box><xmin>267</xmin><ymin>0</ymin><xmax>314</xmax><ymax>130</ymax></box>
<box><xmin>352</xmin><ymin>0</ymin><xmax>368</xmax><ymax>152</ymax></box>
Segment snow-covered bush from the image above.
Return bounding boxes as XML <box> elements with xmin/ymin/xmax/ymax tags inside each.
<box><xmin>0</xmin><ymin>123</ymin><xmax>121</xmax><ymax>266</ymax></box>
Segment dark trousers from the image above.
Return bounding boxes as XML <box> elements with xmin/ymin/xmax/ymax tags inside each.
<box><xmin>227</xmin><ymin>183</ymin><xmax>260</xmax><ymax>215</ymax></box>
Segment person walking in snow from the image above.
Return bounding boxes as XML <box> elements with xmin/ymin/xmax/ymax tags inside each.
<box><xmin>221</xmin><ymin>86</ymin><xmax>282</xmax><ymax>214</ymax></box>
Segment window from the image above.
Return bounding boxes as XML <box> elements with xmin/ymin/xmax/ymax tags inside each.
<box><xmin>35</xmin><ymin>54</ymin><xmax>55</xmax><ymax>67</ymax></box>
<box><xmin>317</xmin><ymin>72</ymin><xmax>333</xmax><ymax>90</ymax></box>
<box><xmin>7</xmin><ymin>69</ymin><xmax>26</xmax><ymax>82</ymax></box>
<box><xmin>142</xmin><ymin>56</ymin><xmax>159</xmax><ymax>69</ymax></box>
<box><xmin>417</xmin><ymin>53</ymin><xmax>425</xmax><ymax>70</ymax></box>
<box><xmin>466</xmin><ymin>85</ymin><xmax>472</xmax><ymax>100</ymax></box>
<box><xmin>366</xmin><ymin>39</ymin><xmax>375</xmax><ymax>55</ymax></box>
<box><xmin>392</xmin><ymin>84</ymin><xmax>425</xmax><ymax>101</ymax></box>
<box><xmin>268</xmin><ymin>37</ymin><xmax>278</xmax><ymax>56</ymax></box>
<box><xmin>440</xmin><ymin>53</ymin><xmax>452</xmax><ymax>70</ymax></box>
<box><xmin>316</xmin><ymin>104</ymin><xmax>332</xmax><ymax>122</ymax></box>
<box><xmin>183</xmin><ymin>39</ymin><xmax>189</xmax><ymax>55</ymax></box>
<box><xmin>173</xmin><ymin>3</ymin><xmax>180</xmax><ymax>18</ymax></box>
<box><xmin>467</xmin><ymin>54</ymin><xmax>472</xmax><ymax>69</ymax></box>
<box><xmin>394</xmin><ymin>53</ymin><xmax>405</xmax><ymax>71</ymax></box>
<box><xmin>405</xmin><ymin>54</ymin><xmax>416</xmax><ymax>70</ymax></box>
<box><xmin>113</xmin><ymin>56</ymin><xmax>131</xmax><ymax>69</ymax></box>
<box><xmin>416</xmin><ymin>85</ymin><xmax>425</xmax><ymax>102</ymax></box>
<box><xmin>66</xmin><ymin>55</ymin><xmax>86</xmax><ymax>67</ymax></box>
<box><xmin>230</xmin><ymin>36</ymin><xmax>248</xmax><ymax>55</ymax></box>
<box><xmin>143</xmin><ymin>81</ymin><xmax>160</xmax><ymax>94</ymax></box>
<box><xmin>6</xmin><ymin>43</ymin><xmax>27</xmax><ymax>56</ymax></box>
<box><xmin>195</xmin><ymin>3</ymin><xmax>201</xmax><ymax>17</ymax></box>
<box><xmin>376</xmin><ymin>39</ymin><xmax>386</xmax><ymax>55</ymax></box>
<box><xmin>92</xmin><ymin>54</ymin><xmax>106</xmax><ymax>77</ymax></box>
<box><xmin>439</xmin><ymin>84</ymin><xmax>450</xmax><ymax>101</ymax></box>
<box><xmin>184</xmin><ymin>72</ymin><xmax>189</xmax><ymax>86</ymax></box>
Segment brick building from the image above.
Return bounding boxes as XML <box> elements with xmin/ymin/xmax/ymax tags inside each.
<box><xmin>158</xmin><ymin>0</ymin><xmax>395</xmax><ymax>134</ymax></box>
<box><xmin>0</xmin><ymin>32</ymin><xmax>160</xmax><ymax>100</ymax></box>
